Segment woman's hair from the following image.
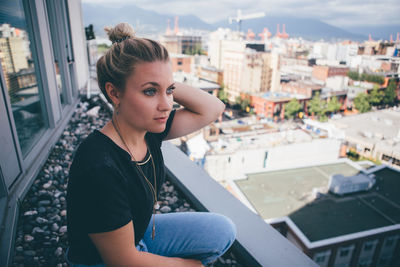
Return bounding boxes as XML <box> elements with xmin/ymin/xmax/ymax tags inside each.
<box><xmin>96</xmin><ymin>22</ymin><xmax>170</xmax><ymax>105</ymax></box>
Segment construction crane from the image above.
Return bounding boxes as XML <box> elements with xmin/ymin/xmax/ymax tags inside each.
<box><xmin>228</xmin><ymin>9</ymin><xmax>266</xmax><ymax>33</ymax></box>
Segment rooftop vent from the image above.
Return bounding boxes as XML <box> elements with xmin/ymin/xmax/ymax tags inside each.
<box><xmin>328</xmin><ymin>172</ymin><xmax>375</xmax><ymax>196</ymax></box>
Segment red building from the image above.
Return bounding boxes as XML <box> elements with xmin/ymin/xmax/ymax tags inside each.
<box><xmin>249</xmin><ymin>92</ymin><xmax>309</xmax><ymax>120</ymax></box>
<box><xmin>170</xmin><ymin>53</ymin><xmax>192</xmax><ymax>73</ymax></box>
<box><xmin>312</xmin><ymin>65</ymin><xmax>349</xmax><ymax>82</ymax></box>
<box><xmin>281</xmin><ymin>81</ymin><xmax>322</xmax><ymax>98</ymax></box>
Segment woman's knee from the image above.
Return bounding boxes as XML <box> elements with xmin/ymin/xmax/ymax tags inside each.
<box><xmin>209</xmin><ymin>213</ymin><xmax>237</xmax><ymax>252</ymax></box>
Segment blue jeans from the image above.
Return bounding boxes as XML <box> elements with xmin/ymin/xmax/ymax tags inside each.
<box><xmin>65</xmin><ymin>212</ymin><xmax>237</xmax><ymax>266</ymax></box>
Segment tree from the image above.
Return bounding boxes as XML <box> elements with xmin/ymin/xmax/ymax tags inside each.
<box><xmin>240</xmin><ymin>97</ymin><xmax>251</xmax><ymax>112</ymax></box>
<box><xmin>284</xmin><ymin>98</ymin><xmax>302</xmax><ymax>119</ymax></box>
<box><xmin>326</xmin><ymin>96</ymin><xmax>341</xmax><ymax>114</ymax></box>
<box><xmin>348</xmin><ymin>71</ymin><xmax>384</xmax><ymax>85</ymax></box>
<box><xmin>368</xmin><ymin>85</ymin><xmax>384</xmax><ymax>107</ymax></box>
<box><xmin>234</xmin><ymin>96</ymin><xmax>251</xmax><ymax>112</ymax></box>
<box><xmin>348</xmin><ymin>71</ymin><xmax>359</xmax><ymax>81</ymax></box>
<box><xmin>217</xmin><ymin>88</ymin><xmax>229</xmax><ymax>104</ymax></box>
<box><xmin>353</xmin><ymin>93</ymin><xmax>371</xmax><ymax>113</ymax></box>
<box><xmin>307</xmin><ymin>92</ymin><xmax>326</xmax><ymax>118</ymax></box>
<box><xmin>383</xmin><ymin>80</ymin><xmax>397</xmax><ymax>107</ymax></box>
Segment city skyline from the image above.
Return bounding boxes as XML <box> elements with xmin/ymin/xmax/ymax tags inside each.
<box><xmin>82</xmin><ymin>0</ymin><xmax>400</xmax><ymax>28</ymax></box>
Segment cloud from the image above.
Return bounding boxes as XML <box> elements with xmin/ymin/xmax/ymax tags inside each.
<box><xmin>82</xmin><ymin>0</ymin><xmax>400</xmax><ymax>27</ymax></box>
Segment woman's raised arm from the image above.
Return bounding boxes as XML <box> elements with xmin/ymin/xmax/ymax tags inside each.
<box><xmin>164</xmin><ymin>81</ymin><xmax>225</xmax><ymax>141</ymax></box>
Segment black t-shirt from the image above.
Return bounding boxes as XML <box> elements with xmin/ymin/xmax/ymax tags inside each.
<box><xmin>66</xmin><ymin>109</ymin><xmax>176</xmax><ymax>265</ymax></box>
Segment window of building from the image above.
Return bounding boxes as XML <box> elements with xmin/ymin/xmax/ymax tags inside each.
<box><xmin>340</xmin><ymin>249</ymin><xmax>350</xmax><ymax>257</ymax></box>
<box><xmin>384</xmin><ymin>235</ymin><xmax>397</xmax><ymax>248</ymax></box>
<box><xmin>337</xmin><ymin>244</ymin><xmax>355</xmax><ymax>259</ymax></box>
<box><xmin>313</xmin><ymin>250</ymin><xmax>331</xmax><ymax>267</ymax></box>
<box><xmin>362</xmin><ymin>240</ymin><xmax>377</xmax><ymax>252</ymax></box>
<box><xmin>357</xmin><ymin>259</ymin><xmax>372</xmax><ymax>267</ymax></box>
<box><xmin>0</xmin><ymin>0</ymin><xmax>48</xmax><ymax>157</ymax></box>
<box><xmin>315</xmin><ymin>255</ymin><xmax>326</xmax><ymax>262</ymax></box>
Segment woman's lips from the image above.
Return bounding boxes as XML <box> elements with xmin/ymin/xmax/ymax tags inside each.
<box><xmin>154</xmin><ymin>116</ymin><xmax>167</xmax><ymax>122</ymax></box>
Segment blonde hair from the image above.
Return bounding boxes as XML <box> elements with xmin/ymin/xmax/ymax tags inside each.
<box><xmin>96</xmin><ymin>22</ymin><xmax>170</xmax><ymax>105</ymax></box>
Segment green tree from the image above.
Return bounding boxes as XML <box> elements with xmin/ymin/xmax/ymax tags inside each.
<box><xmin>307</xmin><ymin>92</ymin><xmax>326</xmax><ymax>118</ymax></box>
<box><xmin>348</xmin><ymin>71</ymin><xmax>384</xmax><ymax>85</ymax></box>
<box><xmin>348</xmin><ymin>71</ymin><xmax>359</xmax><ymax>81</ymax></box>
<box><xmin>354</xmin><ymin>93</ymin><xmax>371</xmax><ymax>113</ymax></box>
<box><xmin>368</xmin><ymin>85</ymin><xmax>384</xmax><ymax>107</ymax></box>
<box><xmin>326</xmin><ymin>96</ymin><xmax>341</xmax><ymax>114</ymax></box>
<box><xmin>240</xmin><ymin>97</ymin><xmax>251</xmax><ymax>112</ymax></box>
<box><xmin>383</xmin><ymin>80</ymin><xmax>397</xmax><ymax>106</ymax></box>
<box><xmin>217</xmin><ymin>87</ymin><xmax>229</xmax><ymax>104</ymax></box>
<box><xmin>284</xmin><ymin>98</ymin><xmax>302</xmax><ymax>119</ymax></box>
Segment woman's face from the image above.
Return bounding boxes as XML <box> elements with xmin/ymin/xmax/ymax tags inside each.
<box><xmin>118</xmin><ymin>60</ymin><xmax>175</xmax><ymax>133</ymax></box>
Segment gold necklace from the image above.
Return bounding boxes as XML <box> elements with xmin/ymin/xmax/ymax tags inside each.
<box><xmin>111</xmin><ymin>115</ymin><xmax>159</xmax><ymax>240</ymax></box>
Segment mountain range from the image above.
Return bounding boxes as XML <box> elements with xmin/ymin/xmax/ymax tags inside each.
<box><xmin>82</xmin><ymin>3</ymin><xmax>399</xmax><ymax>42</ymax></box>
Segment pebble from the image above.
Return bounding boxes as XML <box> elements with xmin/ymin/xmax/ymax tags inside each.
<box><xmin>54</xmin><ymin>247</ymin><xmax>63</xmax><ymax>257</ymax></box>
<box><xmin>160</xmin><ymin>206</ymin><xmax>172</xmax><ymax>213</ymax></box>
<box><xmin>52</xmin><ymin>223</ymin><xmax>60</xmax><ymax>232</ymax></box>
<box><xmin>23</xmin><ymin>250</ymin><xmax>36</xmax><ymax>257</ymax></box>
<box><xmin>24</xmin><ymin>235</ymin><xmax>34</xmax><ymax>242</ymax></box>
<box><xmin>59</xmin><ymin>226</ymin><xmax>67</xmax><ymax>234</ymax></box>
<box><xmin>24</xmin><ymin>210</ymin><xmax>37</xmax><ymax>216</ymax></box>
<box><xmin>36</xmin><ymin>217</ymin><xmax>48</xmax><ymax>224</ymax></box>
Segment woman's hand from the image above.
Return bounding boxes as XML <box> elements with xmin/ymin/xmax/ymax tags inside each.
<box><xmin>180</xmin><ymin>258</ymin><xmax>205</xmax><ymax>267</ymax></box>
<box><xmin>162</xmin><ymin>81</ymin><xmax>225</xmax><ymax>141</ymax></box>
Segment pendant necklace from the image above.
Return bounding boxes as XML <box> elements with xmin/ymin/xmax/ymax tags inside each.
<box><xmin>111</xmin><ymin>115</ymin><xmax>159</xmax><ymax>240</ymax></box>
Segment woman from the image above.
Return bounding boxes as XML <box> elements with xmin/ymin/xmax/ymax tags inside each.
<box><xmin>65</xmin><ymin>22</ymin><xmax>236</xmax><ymax>267</ymax></box>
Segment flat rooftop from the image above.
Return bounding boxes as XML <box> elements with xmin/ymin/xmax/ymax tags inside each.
<box><xmin>290</xmin><ymin>167</ymin><xmax>400</xmax><ymax>242</ymax></box>
<box><xmin>235</xmin><ymin>161</ymin><xmax>360</xmax><ymax>219</ymax></box>
<box><xmin>235</xmin><ymin>162</ymin><xmax>400</xmax><ymax>242</ymax></box>
<box><xmin>330</xmin><ymin>109</ymin><xmax>400</xmax><ymax>156</ymax></box>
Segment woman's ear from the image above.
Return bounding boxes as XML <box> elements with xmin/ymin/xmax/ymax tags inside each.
<box><xmin>105</xmin><ymin>82</ymin><xmax>120</xmax><ymax>106</ymax></box>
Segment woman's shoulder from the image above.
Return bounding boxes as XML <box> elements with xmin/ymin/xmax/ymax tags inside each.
<box><xmin>69</xmin><ymin>129</ymin><xmax>119</xmax><ymax>172</ymax></box>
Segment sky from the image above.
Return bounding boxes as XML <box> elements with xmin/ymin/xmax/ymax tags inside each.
<box><xmin>82</xmin><ymin>0</ymin><xmax>400</xmax><ymax>27</ymax></box>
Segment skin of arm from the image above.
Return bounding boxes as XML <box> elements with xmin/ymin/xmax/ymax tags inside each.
<box><xmin>164</xmin><ymin>81</ymin><xmax>226</xmax><ymax>141</ymax></box>
<box><xmin>89</xmin><ymin>220</ymin><xmax>204</xmax><ymax>267</ymax></box>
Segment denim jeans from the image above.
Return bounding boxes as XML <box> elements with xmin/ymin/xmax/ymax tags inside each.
<box><xmin>65</xmin><ymin>211</ymin><xmax>237</xmax><ymax>266</ymax></box>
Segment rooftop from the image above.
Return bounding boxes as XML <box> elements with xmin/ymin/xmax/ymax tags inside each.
<box><xmin>254</xmin><ymin>91</ymin><xmax>309</xmax><ymax>101</ymax></box>
<box><xmin>235</xmin><ymin>160</ymin><xmax>400</xmax><ymax>243</ymax></box>
<box><xmin>173</xmin><ymin>72</ymin><xmax>220</xmax><ymax>91</ymax></box>
<box><xmin>290</xmin><ymin>166</ymin><xmax>400</xmax><ymax>242</ymax></box>
<box><xmin>330</xmin><ymin>108</ymin><xmax>400</xmax><ymax>156</ymax></box>
<box><xmin>234</xmin><ymin>160</ymin><xmax>361</xmax><ymax>220</ymax></box>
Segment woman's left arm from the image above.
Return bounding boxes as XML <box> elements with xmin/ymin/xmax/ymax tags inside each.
<box><xmin>164</xmin><ymin>81</ymin><xmax>225</xmax><ymax>140</ymax></box>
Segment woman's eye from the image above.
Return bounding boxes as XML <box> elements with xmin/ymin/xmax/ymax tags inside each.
<box><xmin>167</xmin><ymin>86</ymin><xmax>175</xmax><ymax>94</ymax></box>
<box><xmin>144</xmin><ymin>88</ymin><xmax>156</xmax><ymax>96</ymax></box>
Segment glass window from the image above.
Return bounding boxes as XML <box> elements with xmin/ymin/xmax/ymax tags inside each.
<box><xmin>0</xmin><ymin>0</ymin><xmax>47</xmax><ymax>157</ymax></box>
<box><xmin>45</xmin><ymin>0</ymin><xmax>66</xmax><ymax>106</ymax></box>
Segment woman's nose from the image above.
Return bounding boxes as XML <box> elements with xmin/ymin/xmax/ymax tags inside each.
<box><xmin>158</xmin><ymin>93</ymin><xmax>172</xmax><ymax>111</ymax></box>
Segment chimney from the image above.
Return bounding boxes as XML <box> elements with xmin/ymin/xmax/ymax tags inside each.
<box><xmin>275</xmin><ymin>24</ymin><xmax>281</xmax><ymax>38</ymax></box>
<box><xmin>258</xmin><ymin>27</ymin><xmax>272</xmax><ymax>41</ymax></box>
<box><xmin>166</xmin><ymin>19</ymin><xmax>171</xmax><ymax>35</ymax></box>
<box><xmin>174</xmin><ymin>16</ymin><xmax>179</xmax><ymax>35</ymax></box>
<box><xmin>281</xmin><ymin>24</ymin><xmax>289</xmax><ymax>39</ymax></box>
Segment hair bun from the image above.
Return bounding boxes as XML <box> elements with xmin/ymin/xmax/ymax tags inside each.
<box><xmin>104</xmin><ymin>22</ymin><xmax>135</xmax><ymax>43</ymax></box>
